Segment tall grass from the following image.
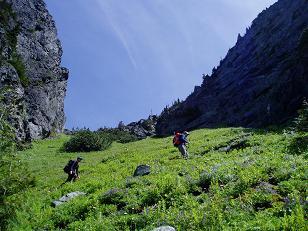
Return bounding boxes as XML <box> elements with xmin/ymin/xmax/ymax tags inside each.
<box><xmin>5</xmin><ymin>127</ymin><xmax>307</xmax><ymax>230</ymax></box>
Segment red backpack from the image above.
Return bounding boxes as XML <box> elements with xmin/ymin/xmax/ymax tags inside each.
<box><xmin>173</xmin><ymin>133</ymin><xmax>182</xmax><ymax>147</ymax></box>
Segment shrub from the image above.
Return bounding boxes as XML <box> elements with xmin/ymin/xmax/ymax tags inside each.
<box><xmin>52</xmin><ymin>198</ymin><xmax>96</xmax><ymax>229</ymax></box>
<box><xmin>197</xmin><ymin>171</ymin><xmax>212</xmax><ymax>192</ymax></box>
<box><xmin>63</xmin><ymin>129</ymin><xmax>112</xmax><ymax>152</ymax></box>
<box><xmin>8</xmin><ymin>54</ymin><xmax>29</xmax><ymax>88</ymax></box>
<box><xmin>281</xmin><ymin>194</ymin><xmax>306</xmax><ymax>230</ymax></box>
<box><xmin>97</xmin><ymin>128</ymin><xmax>138</xmax><ymax>144</ymax></box>
<box><xmin>298</xmin><ymin>28</ymin><xmax>308</xmax><ymax>51</ymax></box>
<box><xmin>250</xmin><ymin>191</ymin><xmax>273</xmax><ymax>211</ymax></box>
<box><xmin>99</xmin><ymin>188</ymin><xmax>127</xmax><ymax>210</ymax></box>
<box><xmin>287</xmin><ymin>135</ymin><xmax>308</xmax><ymax>156</ymax></box>
<box><xmin>293</xmin><ymin>99</ymin><xmax>308</xmax><ymax>133</ymax></box>
<box><xmin>287</xmin><ymin>100</ymin><xmax>308</xmax><ymax>156</ymax></box>
<box><xmin>0</xmin><ymin>90</ymin><xmax>35</xmax><ymax>230</ymax></box>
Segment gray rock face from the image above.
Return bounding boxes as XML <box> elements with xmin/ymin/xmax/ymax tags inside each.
<box><xmin>52</xmin><ymin>191</ymin><xmax>86</xmax><ymax>207</ymax></box>
<box><xmin>133</xmin><ymin>164</ymin><xmax>151</xmax><ymax>177</ymax></box>
<box><xmin>119</xmin><ymin>115</ymin><xmax>158</xmax><ymax>139</ymax></box>
<box><xmin>0</xmin><ymin>0</ymin><xmax>68</xmax><ymax>141</ymax></box>
<box><xmin>156</xmin><ymin>0</ymin><xmax>308</xmax><ymax>136</ymax></box>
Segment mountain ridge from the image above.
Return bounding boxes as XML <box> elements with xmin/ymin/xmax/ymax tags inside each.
<box><xmin>156</xmin><ymin>0</ymin><xmax>308</xmax><ymax>136</ymax></box>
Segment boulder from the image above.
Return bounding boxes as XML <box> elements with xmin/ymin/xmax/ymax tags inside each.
<box><xmin>152</xmin><ymin>226</ymin><xmax>176</xmax><ymax>231</ymax></box>
<box><xmin>133</xmin><ymin>164</ymin><xmax>151</xmax><ymax>177</ymax></box>
<box><xmin>52</xmin><ymin>191</ymin><xmax>86</xmax><ymax>207</ymax></box>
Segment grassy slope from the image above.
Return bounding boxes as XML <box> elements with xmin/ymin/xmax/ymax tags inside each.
<box><xmin>7</xmin><ymin>128</ymin><xmax>307</xmax><ymax>230</ymax></box>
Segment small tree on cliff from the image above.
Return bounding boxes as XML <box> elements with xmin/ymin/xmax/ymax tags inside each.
<box><xmin>294</xmin><ymin>99</ymin><xmax>308</xmax><ymax>133</ymax></box>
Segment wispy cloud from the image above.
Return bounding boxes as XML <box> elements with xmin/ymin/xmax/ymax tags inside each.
<box><xmin>88</xmin><ymin>0</ymin><xmax>277</xmax><ymax>79</ymax></box>
<box><xmin>96</xmin><ymin>1</ymin><xmax>138</xmax><ymax>69</ymax></box>
<box><xmin>94</xmin><ymin>0</ymin><xmax>196</xmax><ymax>78</ymax></box>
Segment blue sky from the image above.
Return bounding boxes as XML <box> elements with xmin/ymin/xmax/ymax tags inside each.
<box><xmin>45</xmin><ymin>0</ymin><xmax>277</xmax><ymax>129</ymax></box>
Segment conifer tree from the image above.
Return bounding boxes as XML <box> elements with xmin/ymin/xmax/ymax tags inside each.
<box><xmin>294</xmin><ymin>99</ymin><xmax>308</xmax><ymax>132</ymax></box>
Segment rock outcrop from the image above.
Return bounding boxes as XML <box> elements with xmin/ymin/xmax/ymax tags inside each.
<box><xmin>118</xmin><ymin>115</ymin><xmax>158</xmax><ymax>139</ymax></box>
<box><xmin>152</xmin><ymin>226</ymin><xmax>176</xmax><ymax>231</ymax></box>
<box><xmin>52</xmin><ymin>191</ymin><xmax>86</xmax><ymax>207</ymax></box>
<box><xmin>0</xmin><ymin>0</ymin><xmax>68</xmax><ymax>141</ymax></box>
<box><xmin>156</xmin><ymin>0</ymin><xmax>308</xmax><ymax>136</ymax></box>
<box><xmin>133</xmin><ymin>164</ymin><xmax>151</xmax><ymax>177</ymax></box>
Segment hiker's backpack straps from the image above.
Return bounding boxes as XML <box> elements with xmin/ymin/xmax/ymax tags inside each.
<box><xmin>179</xmin><ymin>134</ymin><xmax>186</xmax><ymax>144</ymax></box>
<box><xmin>63</xmin><ymin>160</ymin><xmax>74</xmax><ymax>173</ymax></box>
<box><xmin>173</xmin><ymin>132</ymin><xmax>182</xmax><ymax>147</ymax></box>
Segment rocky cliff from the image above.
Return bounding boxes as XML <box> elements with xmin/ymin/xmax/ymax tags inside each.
<box><xmin>156</xmin><ymin>0</ymin><xmax>308</xmax><ymax>136</ymax></box>
<box><xmin>0</xmin><ymin>0</ymin><xmax>68</xmax><ymax>141</ymax></box>
<box><xmin>118</xmin><ymin>115</ymin><xmax>158</xmax><ymax>139</ymax></box>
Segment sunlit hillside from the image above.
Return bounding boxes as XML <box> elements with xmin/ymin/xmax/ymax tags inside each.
<box><xmin>5</xmin><ymin>127</ymin><xmax>307</xmax><ymax>230</ymax></box>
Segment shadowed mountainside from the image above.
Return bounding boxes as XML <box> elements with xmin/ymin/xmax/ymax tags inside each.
<box><xmin>156</xmin><ymin>0</ymin><xmax>308</xmax><ymax>136</ymax></box>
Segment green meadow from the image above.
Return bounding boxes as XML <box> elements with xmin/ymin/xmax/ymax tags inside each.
<box><xmin>6</xmin><ymin>128</ymin><xmax>308</xmax><ymax>230</ymax></box>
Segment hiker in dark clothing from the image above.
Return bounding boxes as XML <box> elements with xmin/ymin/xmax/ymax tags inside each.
<box><xmin>64</xmin><ymin>157</ymin><xmax>83</xmax><ymax>184</ymax></box>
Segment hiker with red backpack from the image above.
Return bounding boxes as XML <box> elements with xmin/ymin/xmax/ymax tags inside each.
<box><xmin>173</xmin><ymin>131</ymin><xmax>190</xmax><ymax>159</ymax></box>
